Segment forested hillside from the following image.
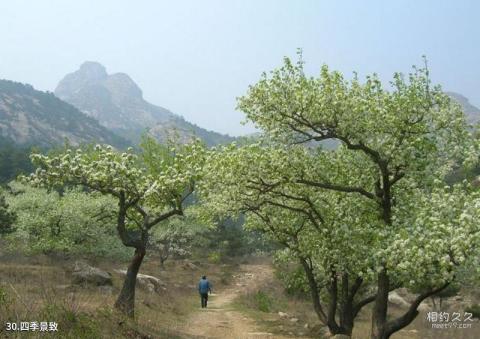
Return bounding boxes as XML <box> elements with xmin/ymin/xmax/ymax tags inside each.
<box><xmin>0</xmin><ymin>80</ymin><xmax>129</xmax><ymax>148</ymax></box>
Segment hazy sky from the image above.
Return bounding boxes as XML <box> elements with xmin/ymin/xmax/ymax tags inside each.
<box><xmin>0</xmin><ymin>0</ymin><xmax>479</xmax><ymax>136</ymax></box>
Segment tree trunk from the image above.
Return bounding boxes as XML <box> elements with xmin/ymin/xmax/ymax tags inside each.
<box><xmin>114</xmin><ymin>247</ymin><xmax>146</xmax><ymax>317</ymax></box>
<box><xmin>159</xmin><ymin>256</ymin><xmax>167</xmax><ymax>270</ymax></box>
<box><xmin>371</xmin><ymin>269</ymin><xmax>389</xmax><ymax>339</ymax></box>
<box><xmin>299</xmin><ymin>258</ymin><xmax>354</xmax><ymax>336</ymax></box>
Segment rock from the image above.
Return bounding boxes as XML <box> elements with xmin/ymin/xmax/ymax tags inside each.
<box><xmin>304</xmin><ymin>323</ymin><xmax>309</xmax><ymax>329</ymax></box>
<box><xmin>114</xmin><ymin>269</ymin><xmax>166</xmax><ymax>293</ymax></box>
<box><xmin>388</xmin><ymin>291</ymin><xmax>409</xmax><ymax>307</ymax></box>
<box><xmin>182</xmin><ymin>260</ymin><xmax>198</xmax><ymax>270</ymax></box>
<box><xmin>278</xmin><ymin>311</ymin><xmax>289</xmax><ymax>318</ymax></box>
<box><xmin>331</xmin><ymin>335</ymin><xmax>351</xmax><ymax>339</ymax></box>
<box><xmin>72</xmin><ymin>261</ymin><xmax>112</xmax><ymax>286</ymax></box>
<box><xmin>418</xmin><ymin>302</ymin><xmax>429</xmax><ymax>312</ymax></box>
<box><xmin>290</xmin><ymin>318</ymin><xmax>299</xmax><ymax>323</ymax></box>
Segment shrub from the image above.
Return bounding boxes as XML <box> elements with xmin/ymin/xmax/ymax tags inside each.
<box><xmin>465</xmin><ymin>304</ymin><xmax>480</xmax><ymax>319</ymax></box>
<box><xmin>208</xmin><ymin>251</ymin><xmax>221</xmax><ymax>264</ymax></box>
<box><xmin>254</xmin><ymin>290</ymin><xmax>272</xmax><ymax>312</ymax></box>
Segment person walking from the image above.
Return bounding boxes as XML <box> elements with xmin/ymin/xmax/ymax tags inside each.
<box><xmin>198</xmin><ymin>275</ymin><xmax>212</xmax><ymax>308</ymax></box>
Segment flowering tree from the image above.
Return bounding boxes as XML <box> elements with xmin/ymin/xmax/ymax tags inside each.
<box><xmin>149</xmin><ymin>216</ymin><xmax>198</xmax><ymax>268</ymax></box>
<box><xmin>230</xmin><ymin>56</ymin><xmax>480</xmax><ymax>338</ymax></box>
<box><xmin>201</xmin><ymin>143</ymin><xmax>383</xmax><ymax>336</ymax></box>
<box><xmin>4</xmin><ymin>182</ymin><xmax>127</xmax><ymax>258</ymax></box>
<box><xmin>25</xmin><ymin>139</ymin><xmax>205</xmax><ymax>317</ymax></box>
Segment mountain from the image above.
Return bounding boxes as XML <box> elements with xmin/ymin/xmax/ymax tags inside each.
<box><xmin>55</xmin><ymin>62</ymin><xmax>234</xmax><ymax>146</ymax></box>
<box><xmin>447</xmin><ymin>92</ymin><xmax>480</xmax><ymax>125</ymax></box>
<box><xmin>0</xmin><ymin>80</ymin><xmax>128</xmax><ymax>148</ymax></box>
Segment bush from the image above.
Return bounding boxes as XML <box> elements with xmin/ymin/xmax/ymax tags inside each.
<box><xmin>5</xmin><ymin>182</ymin><xmax>130</xmax><ymax>259</ymax></box>
<box><xmin>208</xmin><ymin>251</ymin><xmax>222</xmax><ymax>264</ymax></box>
<box><xmin>254</xmin><ymin>290</ymin><xmax>272</xmax><ymax>312</ymax></box>
<box><xmin>273</xmin><ymin>251</ymin><xmax>310</xmax><ymax>297</ymax></box>
<box><xmin>465</xmin><ymin>304</ymin><xmax>480</xmax><ymax>319</ymax></box>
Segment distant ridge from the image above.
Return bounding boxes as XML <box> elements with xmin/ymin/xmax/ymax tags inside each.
<box><xmin>447</xmin><ymin>92</ymin><xmax>480</xmax><ymax>125</ymax></box>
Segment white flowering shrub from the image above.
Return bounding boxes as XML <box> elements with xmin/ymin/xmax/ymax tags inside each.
<box><xmin>5</xmin><ymin>182</ymin><xmax>128</xmax><ymax>258</ymax></box>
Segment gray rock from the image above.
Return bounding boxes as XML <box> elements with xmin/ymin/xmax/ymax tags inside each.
<box><xmin>114</xmin><ymin>269</ymin><xmax>166</xmax><ymax>293</ymax></box>
<box><xmin>72</xmin><ymin>261</ymin><xmax>112</xmax><ymax>286</ymax></box>
<box><xmin>388</xmin><ymin>291</ymin><xmax>409</xmax><ymax>307</ymax></box>
<box><xmin>182</xmin><ymin>260</ymin><xmax>198</xmax><ymax>270</ymax></box>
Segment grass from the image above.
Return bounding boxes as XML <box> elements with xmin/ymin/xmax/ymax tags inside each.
<box><xmin>231</xmin><ymin>277</ymin><xmax>317</xmax><ymax>338</ymax></box>
<box><xmin>0</xmin><ymin>254</ymin><xmax>236</xmax><ymax>338</ymax></box>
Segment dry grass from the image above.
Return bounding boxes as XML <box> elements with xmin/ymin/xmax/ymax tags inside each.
<box><xmin>0</xmin><ymin>254</ymin><xmax>236</xmax><ymax>338</ymax></box>
<box><xmin>231</xmin><ymin>270</ymin><xmax>480</xmax><ymax>339</ymax></box>
<box><xmin>1</xmin><ymin>255</ymin><xmax>478</xmax><ymax>338</ymax></box>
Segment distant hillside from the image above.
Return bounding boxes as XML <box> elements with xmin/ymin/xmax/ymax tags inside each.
<box><xmin>447</xmin><ymin>92</ymin><xmax>480</xmax><ymax>125</ymax></box>
<box><xmin>55</xmin><ymin>62</ymin><xmax>235</xmax><ymax>146</ymax></box>
<box><xmin>0</xmin><ymin>80</ymin><xmax>128</xmax><ymax>148</ymax></box>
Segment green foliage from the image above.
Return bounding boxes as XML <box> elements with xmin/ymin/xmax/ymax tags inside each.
<box><xmin>0</xmin><ymin>189</ymin><xmax>16</xmax><ymax>235</ymax></box>
<box><xmin>199</xmin><ymin>54</ymin><xmax>480</xmax><ymax>336</ymax></box>
<box><xmin>273</xmin><ymin>251</ymin><xmax>310</xmax><ymax>296</ymax></box>
<box><xmin>0</xmin><ymin>139</ymin><xmax>35</xmax><ymax>183</ymax></box>
<box><xmin>149</xmin><ymin>214</ymin><xmax>206</xmax><ymax>265</ymax></box>
<box><xmin>5</xmin><ymin>182</ymin><xmax>129</xmax><ymax>258</ymax></box>
<box><xmin>465</xmin><ymin>304</ymin><xmax>480</xmax><ymax>319</ymax></box>
<box><xmin>207</xmin><ymin>251</ymin><xmax>222</xmax><ymax>264</ymax></box>
<box><xmin>254</xmin><ymin>290</ymin><xmax>272</xmax><ymax>312</ymax></box>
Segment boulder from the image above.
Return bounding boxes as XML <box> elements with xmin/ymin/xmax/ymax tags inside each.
<box><xmin>114</xmin><ymin>269</ymin><xmax>166</xmax><ymax>293</ymax></box>
<box><xmin>388</xmin><ymin>291</ymin><xmax>409</xmax><ymax>307</ymax></box>
<box><xmin>278</xmin><ymin>311</ymin><xmax>289</xmax><ymax>318</ymax></box>
<box><xmin>290</xmin><ymin>318</ymin><xmax>299</xmax><ymax>323</ymax></box>
<box><xmin>182</xmin><ymin>260</ymin><xmax>198</xmax><ymax>270</ymax></box>
<box><xmin>72</xmin><ymin>261</ymin><xmax>112</xmax><ymax>286</ymax></box>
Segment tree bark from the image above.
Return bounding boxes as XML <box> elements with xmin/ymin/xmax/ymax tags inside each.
<box><xmin>371</xmin><ymin>269</ymin><xmax>389</xmax><ymax>339</ymax></box>
<box><xmin>299</xmin><ymin>257</ymin><xmax>328</xmax><ymax>325</ymax></box>
<box><xmin>383</xmin><ymin>282</ymin><xmax>449</xmax><ymax>338</ymax></box>
<box><xmin>299</xmin><ymin>258</ymin><xmax>355</xmax><ymax>337</ymax></box>
<box><xmin>114</xmin><ymin>247</ymin><xmax>146</xmax><ymax>317</ymax></box>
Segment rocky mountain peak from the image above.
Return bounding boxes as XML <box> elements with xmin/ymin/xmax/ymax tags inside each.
<box><xmin>105</xmin><ymin>72</ymin><xmax>143</xmax><ymax>100</ymax></box>
<box><xmin>78</xmin><ymin>61</ymin><xmax>108</xmax><ymax>81</ymax></box>
<box><xmin>55</xmin><ymin>63</ymin><xmax>234</xmax><ymax>146</ymax></box>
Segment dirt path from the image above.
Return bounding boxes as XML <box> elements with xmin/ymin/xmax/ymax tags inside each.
<box><xmin>178</xmin><ymin>264</ymin><xmax>295</xmax><ymax>339</ymax></box>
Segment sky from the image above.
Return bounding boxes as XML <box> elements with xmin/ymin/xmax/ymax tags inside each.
<box><xmin>0</xmin><ymin>0</ymin><xmax>479</xmax><ymax>136</ymax></box>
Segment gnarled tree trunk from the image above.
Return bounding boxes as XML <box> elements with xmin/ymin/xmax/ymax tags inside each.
<box><xmin>114</xmin><ymin>247</ymin><xmax>146</xmax><ymax>317</ymax></box>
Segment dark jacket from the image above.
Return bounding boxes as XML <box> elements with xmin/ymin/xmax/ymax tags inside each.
<box><xmin>198</xmin><ymin>279</ymin><xmax>211</xmax><ymax>294</ymax></box>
